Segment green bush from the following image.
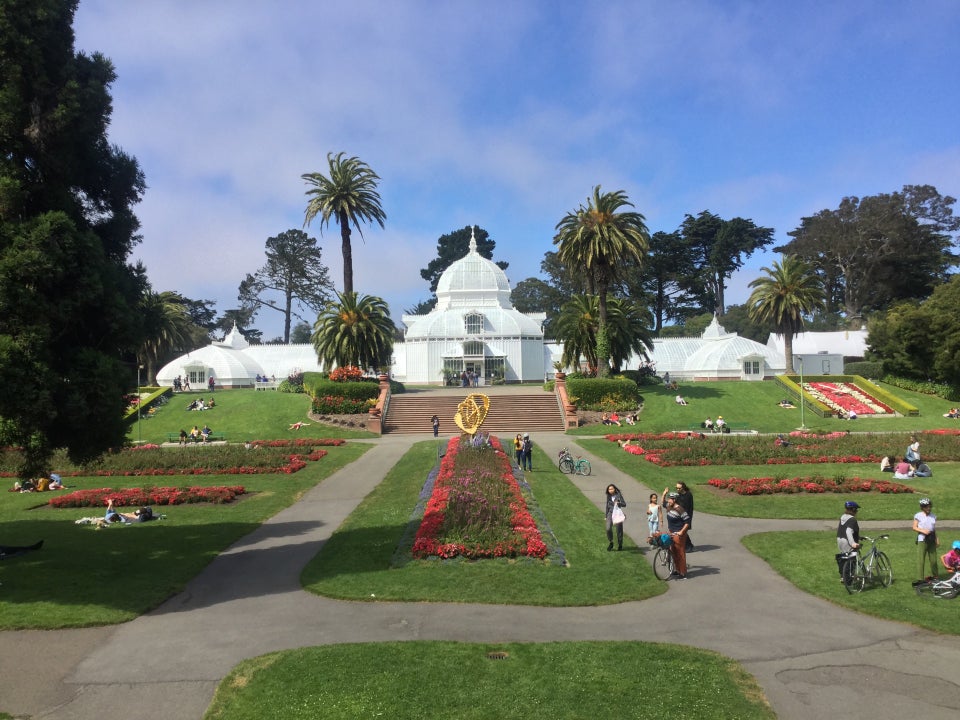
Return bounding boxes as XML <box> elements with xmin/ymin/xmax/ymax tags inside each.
<box><xmin>278</xmin><ymin>379</ymin><xmax>304</xmax><ymax>393</ymax></box>
<box><xmin>566</xmin><ymin>377</ymin><xmax>641</xmax><ymax>411</ymax></box>
<box><xmin>843</xmin><ymin>361</ymin><xmax>883</xmax><ymax>378</ymax></box>
<box><xmin>308</xmin><ymin>378</ymin><xmax>379</xmax><ymax>401</ymax></box>
<box><xmin>882</xmin><ymin>375</ymin><xmax>960</xmax><ymax>402</ymax></box>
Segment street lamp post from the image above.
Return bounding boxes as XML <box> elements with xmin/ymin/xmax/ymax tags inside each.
<box><xmin>798</xmin><ymin>356</ymin><xmax>806</xmax><ymax>431</ymax></box>
<box><xmin>137</xmin><ymin>364</ymin><xmax>143</xmax><ymax>444</ymax></box>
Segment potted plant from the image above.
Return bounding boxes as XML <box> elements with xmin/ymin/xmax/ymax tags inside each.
<box><xmin>553</xmin><ymin>361</ymin><xmax>566</xmax><ymax>380</ymax></box>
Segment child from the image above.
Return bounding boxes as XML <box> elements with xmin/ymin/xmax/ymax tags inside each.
<box><xmin>941</xmin><ymin>540</ymin><xmax>960</xmax><ymax>575</ymax></box>
<box><xmin>647</xmin><ymin>493</ymin><xmax>662</xmax><ymax>542</ymax></box>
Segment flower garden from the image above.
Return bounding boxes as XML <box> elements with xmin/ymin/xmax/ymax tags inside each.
<box><xmin>802</xmin><ymin>381</ymin><xmax>894</xmax><ymax>416</ymax></box>
<box><xmin>707</xmin><ymin>475</ymin><xmax>914</xmax><ymax>496</ymax></box>
<box><xmin>605</xmin><ymin>429</ymin><xmax>959</xmax><ymax>470</ymax></box>
<box><xmin>410</xmin><ymin>435</ymin><xmax>549</xmax><ymax>560</ymax></box>
<box><xmin>50</xmin><ymin>484</ymin><xmax>247</xmax><ymax>508</ymax></box>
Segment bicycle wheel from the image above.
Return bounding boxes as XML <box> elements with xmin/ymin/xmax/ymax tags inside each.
<box><xmin>873</xmin><ymin>551</ymin><xmax>893</xmax><ymax>588</ymax></box>
<box><xmin>576</xmin><ymin>459</ymin><xmax>592</xmax><ymax>476</ymax></box>
<box><xmin>653</xmin><ymin>547</ymin><xmax>674</xmax><ymax>581</ymax></box>
<box><xmin>842</xmin><ymin>556</ymin><xmax>865</xmax><ymax>594</ymax></box>
<box><xmin>933</xmin><ymin>581</ymin><xmax>959</xmax><ymax>599</ymax></box>
<box><xmin>559</xmin><ymin>457</ymin><xmax>575</xmax><ymax>474</ymax></box>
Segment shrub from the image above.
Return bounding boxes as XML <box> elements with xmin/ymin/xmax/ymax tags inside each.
<box><xmin>882</xmin><ymin>375</ymin><xmax>960</xmax><ymax>402</ymax></box>
<box><xmin>566</xmin><ymin>377</ymin><xmax>640</xmax><ymax>411</ymax></box>
<box><xmin>329</xmin><ymin>366</ymin><xmax>364</xmax><ymax>382</ymax></box>
<box><xmin>844</xmin><ymin>361</ymin><xmax>883</xmax><ymax>378</ymax></box>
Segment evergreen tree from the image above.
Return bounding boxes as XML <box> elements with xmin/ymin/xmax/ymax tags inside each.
<box><xmin>0</xmin><ymin>0</ymin><xmax>146</xmax><ymax>477</ymax></box>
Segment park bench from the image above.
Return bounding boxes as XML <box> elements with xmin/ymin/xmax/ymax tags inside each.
<box><xmin>255</xmin><ymin>380</ymin><xmax>280</xmax><ymax>391</ymax></box>
<box><xmin>166</xmin><ymin>432</ymin><xmax>227</xmax><ymax>444</ymax></box>
<box><xmin>687</xmin><ymin>422</ymin><xmax>752</xmax><ymax>434</ymax></box>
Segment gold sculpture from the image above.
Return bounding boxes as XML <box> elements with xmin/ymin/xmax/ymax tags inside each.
<box><xmin>454</xmin><ymin>393</ymin><xmax>490</xmax><ymax>435</ymax></box>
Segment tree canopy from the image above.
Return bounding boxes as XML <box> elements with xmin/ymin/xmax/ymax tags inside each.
<box><xmin>777</xmin><ymin>185</ymin><xmax>959</xmax><ymax>322</ymax></box>
<box><xmin>238</xmin><ymin>228</ymin><xmax>333</xmax><ymax>343</ymax></box>
<box><xmin>419</xmin><ymin>225</ymin><xmax>507</xmax><ymax>294</ymax></box>
<box><xmin>747</xmin><ymin>256</ymin><xmax>825</xmax><ymax>372</ymax></box>
<box><xmin>554</xmin><ymin>186</ymin><xmax>650</xmax><ymax>375</ymax></box>
<box><xmin>302</xmin><ymin>152</ymin><xmax>386</xmax><ymax>294</ymax></box>
<box><xmin>0</xmin><ymin>0</ymin><xmax>146</xmax><ymax>477</ymax></box>
<box><xmin>678</xmin><ymin>211</ymin><xmax>774</xmax><ymax>316</ymax></box>
<box><xmin>312</xmin><ymin>291</ymin><xmax>394</xmax><ymax>371</ymax></box>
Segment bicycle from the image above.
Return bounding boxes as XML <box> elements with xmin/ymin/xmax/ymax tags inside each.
<box><xmin>914</xmin><ymin>570</ymin><xmax>960</xmax><ymax>600</ymax></box>
<box><xmin>841</xmin><ymin>534</ymin><xmax>893</xmax><ymax>593</ymax></box>
<box><xmin>557</xmin><ymin>448</ymin><xmax>591</xmax><ymax>475</ymax></box>
<box><xmin>650</xmin><ymin>533</ymin><xmax>674</xmax><ymax>580</ymax></box>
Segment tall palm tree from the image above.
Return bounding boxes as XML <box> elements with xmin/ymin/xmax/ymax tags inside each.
<box><xmin>554</xmin><ymin>186</ymin><xmax>650</xmax><ymax>375</ymax></box>
<box><xmin>747</xmin><ymin>255</ymin><xmax>825</xmax><ymax>373</ymax></box>
<box><xmin>139</xmin><ymin>291</ymin><xmax>195</xmax><ymax>383</ymax></box>
<box><xmin>556</xmin><ymin>295</ymin><xmax>653</xmax><ymax>375</ymax></box>
<box><xmin>302</xmin><ymin>152</ymin><xmax>386</xmax><ymax>294</ymax></box>
<box><xmin>312</xmin><ymin>291</ymin><xmax>394</xmax><ymax>370</ymax></box>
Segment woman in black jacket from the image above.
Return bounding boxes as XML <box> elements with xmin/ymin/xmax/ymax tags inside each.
<box><xmin>604</xmin><ymin>484</ymin><xmax>627</xmax><ymax>551</ymax></box>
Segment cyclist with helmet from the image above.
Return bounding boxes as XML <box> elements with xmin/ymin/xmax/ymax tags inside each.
<box><xmin>913</xmin><ymin>497</ymin><xmax>939</xmax><ymax>584</ymax></box>
<box><xmin>941</xmin><ymin>540</ymin><xmax>960</xmax><ymax>575</ymax></box>
<box><xmin>836</xmin><ymin>500</ymin><xmax>861</xmax><ymax>578</ymax></box>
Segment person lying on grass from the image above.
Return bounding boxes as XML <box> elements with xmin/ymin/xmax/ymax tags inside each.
<box><xmin>288</xmin><ymin>421</ymin><xmax>311</xmax><ymax>430</ymax></box>
<box><xmin>105</xmin><ymin>499</ymin><xmax>154</xmax><ymax>524</ymax></box>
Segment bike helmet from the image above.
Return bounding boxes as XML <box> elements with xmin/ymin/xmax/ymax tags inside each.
<box><xmin>844</xmin><ymin>500</ymin><xmax>860</xmax><ymax>510</ymax></box>
<box><xmin>953</xmin><ymin>540</ymin><xmax>960</xmax><ymax>551</ymax></box>
<box><xmin>919</xmin><ymin>497</ymin><xmax>932</xmax><ymax>507</ymax></box>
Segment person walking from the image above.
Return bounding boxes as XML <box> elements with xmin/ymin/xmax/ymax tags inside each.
<box><xmin>913</xmin><ymin>497</ymin><xmax>939</xmax><ymax>584</ymax></box>
<box><xmin>646</xmin><ymin>493</ymin><xmax>662</xmax><ymax>543</ymax></box>
<box><xmin>431</xmin><ymin>415</ymin><xmax>440</xmax><ymax>437</ymax></box>
<box><xmin>604</xmin><ymin>484</ymin><xmax>627</xmax><ymax>551</ymax></box>
<box><xmin>521</xmin><ymin>433</ymin><xmax>533</xmax><ymax>471</ymax></box>
<box><xmin>513</xmin><ymin>433</ymin><xmax>524</xmax><ymax>468</ymax></box>
<box><xmin>836</xmin><ymin>500</ymin><xmax>861</xmax><ymax>579</ymax></box>
<box><xmin>208</xmin><ymin>375</ymin><xmax>216</xmax><ymax>393</ymax></box>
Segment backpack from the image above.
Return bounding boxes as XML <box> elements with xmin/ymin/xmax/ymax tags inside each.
<box><xmin>522</xmin><ymin>439</ymin><xmax>532</xmax><ymax>453</ymax></box>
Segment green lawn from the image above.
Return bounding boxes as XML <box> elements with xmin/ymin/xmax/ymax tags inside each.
<box><xmin>205</xmin><ymin>641</ymin><xmax>773</xmax><ymax>720</ymax></box>
<box><xmin>744</xmin><ymin>530</ymin><xmax>960</xmax><ymax>635</ymax></box>
<box><xmin>301</xmin><ymin>442</ymin><xmax>666</xmax><ymax>605</ymax></box>
<box><xmin>0</xmin><ymin>443</ymin><xmax>369</xmax><ymax>629</ymax></box>
<box><xmin>570</xmin><ymin>379</ymin><xmax>959</xmax><ymax>435</ymax></box>
<box><xmin>129</xmin><ymin>389</ymin><xmax>376</xmax><ymax>443</ymax></box>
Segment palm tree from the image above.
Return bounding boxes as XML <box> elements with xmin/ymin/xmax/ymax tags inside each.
<box><xmin>556</xmin><ymin>295</ymin><xmax>654</xmax><ymax>375</ymax></box>
<box><xmin>302</xmin><ymin>152</ymin><xmax>386</xmax><ymax>294</ymax></box>
<box><xmin>747</xmin><ymin>255</ymin><xmax>825</xmax><ymax>373</ymax></box>
<box><xmin>139</xmin><ymin>291</ymin><xmax>195</xmax><ymax>383</ymax></box>
<box><xmin>312</xmin><ymin>291</ymin><xmax>394</xmax><ymax>371</ymax></box>
<box><xmin>554</xmin><ymin>186</ymin><xmax>650</xmax><ymax>375</ymax></box>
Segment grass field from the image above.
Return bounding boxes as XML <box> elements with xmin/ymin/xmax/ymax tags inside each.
<box><xmin>301</xmin><ymin>441</ymin><xmax>666</xmax><ymax>606</ymax></box>
<box><xmin>205</xmin><ymin>641</ymin><xmax>774</xmax><ymax>720</ymax></box>
<box><xmin>570</xmin><ymin>379</ymin><xmax>958</xmax><ymax>435</ymax></box>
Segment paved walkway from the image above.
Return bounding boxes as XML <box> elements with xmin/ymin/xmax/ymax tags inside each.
<box><xmin>3</xmin><ymin>432</ymin><xmax>960</xmax><ymax>719</ymax></box>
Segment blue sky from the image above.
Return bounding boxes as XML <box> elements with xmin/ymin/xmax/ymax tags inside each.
<box><xmin>73</xmin><ymin>0</ymin><xmax>960</xmax><ymax>340</ymax></box>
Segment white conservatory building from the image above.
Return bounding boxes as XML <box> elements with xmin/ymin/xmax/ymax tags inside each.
<box><xmin>393</xmin><ymin>230</ymin><xmax>548</xmax><ymax>384</ymax></box>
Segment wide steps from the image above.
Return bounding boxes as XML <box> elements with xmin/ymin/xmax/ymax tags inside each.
<box><xmin>383</xmin><ymin>393</ymin><xmax>565</xmax><ymax>434</ymax></box>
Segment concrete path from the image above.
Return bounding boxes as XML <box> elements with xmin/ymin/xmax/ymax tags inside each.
<box><xmin>3</xmin><ymin>432</ymin><xmax>960</xmax><ymax>719</ymax></box>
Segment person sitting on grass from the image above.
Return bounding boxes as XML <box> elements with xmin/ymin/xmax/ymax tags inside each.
<box><xmin>913</xmin><ymin>461</ymin><xmax>933</xmax><ymax>478</ymax></box>
<box><xmin>675</xmin><ymin>395</ymin><xmax>688</xmax><ymax>405</ymax></box>
<box><xmin>941</xmin><ymin>541</ymin><xmax>960</xmax><ymax>577</ymax></box>
<box><xmin>880</xmin><ymin>454</ymin><xmax>895</xmax><ymax>472</ymax></box>
<box><xmin>608</xmin><ymin>412</ymin><xmax>622</xmax><ymax>426</ymax></box>
<box><xmin>774</xmin><ymin>434</ymin><xmax>791</xmax><ymax>448</ymax></box>
<box><xmin>624</xmin><ymin>413</ymin><xmax>636</xmax><ymax>425</ymax></box>
<box><xmin>894</xmin><ymin>459</ymin><xmax>915</xmax><ymax>479</ymax></box>
<box><xmin>778</xmin><ymin>399</ymin><xmax>795</xmax><ymax>408</ymax></box>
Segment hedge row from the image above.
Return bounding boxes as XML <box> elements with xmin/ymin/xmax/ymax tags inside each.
<box><xmin>565</xmin><ymin>376</ymin><xmax>642</xmax><ymax>411</ymax></box>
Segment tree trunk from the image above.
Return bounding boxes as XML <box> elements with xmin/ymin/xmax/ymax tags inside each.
<box><xmin>784</xmin><ymin>332</ymin><xmax>795</xmax><ymax>374</ymax></box>
<box><xmin>283</xmin><ymin>288</ymin><xmax>293</xmax><ymax>343</ymax></box>
<box><xmin>597</xmin><ymin>282</ymin><xmax>610</xmax><ymax>377</ymax></box>
<box><xmin>339</xmin><ymin>209</ymin><xmax>353</xmax><ymax>294</ymax></box>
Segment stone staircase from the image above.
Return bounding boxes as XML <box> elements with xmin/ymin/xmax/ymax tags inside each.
<box><xmin>382</xmin><ymin>392</ymin><xmax>566</xmax><ymax>434</ymax></box>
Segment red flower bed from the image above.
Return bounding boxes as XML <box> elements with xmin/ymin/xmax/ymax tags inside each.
<box><xmin>49</xmin><ymin>485</ymin><xmax>246</xmax><ymax>508</ymax></box>
<box><xmin>804</xmin><ymin>381</ymin><xmax>893</xmax><ymax>416</ymax></box>
<box><xmin>708</xmin><ymin>475</ymin><xmax>914</xmax><ymax>496</ymax></box>
<box><xmin>249</xmin><ymin>438</ymin><xmax>345</xmax><ymax>447</ymax></box>
<box><xmin>411</xmin><ymin>435</ymin><xmax>547</xmax><ymax>560</ymax></box>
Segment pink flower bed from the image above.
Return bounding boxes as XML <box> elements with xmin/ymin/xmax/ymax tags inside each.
<box><xmin>411</xmin><ymin>435</ymin><xmax>547</xmax><ymax>560</ymax></box>
<box><xmin>708</xmin><ymin>475</ymin><xmax>914</xmax><ymax>496</ymax></box>
<box><xmin>49</xmin><ymin>485</ymin><xmax>246</xmax><ymax>508</ymax></box>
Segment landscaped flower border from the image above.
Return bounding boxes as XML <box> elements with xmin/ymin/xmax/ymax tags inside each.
<box><xmin>1</xmin><ymin>441</ymin><xmax>340</xmax><ymax>477</ymax></box>
<box><xmin>803</xmin><ymin>381</ymin><xmax>894</xmax><ymax>416</ymax></box>
<box><xmin>708</xmin><ymin>475</ymin><xmax>915</xmax><ymax>496</ymax></box>
<box><xmin>49</xmin><ymin>485</ymin><xmax>246</xmax><ymax>508</ymax></box>
<box><xmin>410</xmin><ymin>435</ymin><xmax>548</xmax><ymax>560</ymax></box>
<box><xmin>605</xmin><ymin>431</ymin><xmax>960</xmax><ymax>466</ymax></box>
